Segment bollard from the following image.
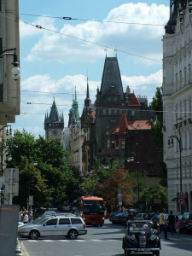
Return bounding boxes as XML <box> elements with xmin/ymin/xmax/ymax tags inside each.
<box><xmin>15</xmin><ymin>238</ymin><xmax>22</xmax><ymax>256</ymax></box>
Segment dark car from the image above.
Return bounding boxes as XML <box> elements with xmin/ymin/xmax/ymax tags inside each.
<box><xmin>110</xmin><ymin>211</ymin><xmax>128</xmax><ymax>225</ymax></box>
<box><xmin>180</xmin><ymin>223</ymin><xmax>192</xmax><ymax>235</ymax></box>
<box><xmin>122</xmin><ymin>220</ymin><xmax>161</xmax><ymax>256</ymax></box>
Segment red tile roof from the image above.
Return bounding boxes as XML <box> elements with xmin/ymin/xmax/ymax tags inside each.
<box><xmin>128</xmin><ymin>93</ymin><xmax>140</xmax><ymax>106</ymax></box>
<box><xmin>112</xmin><ymin>113</ymin><xmax>151</xmax><ymax>134</ymax></box>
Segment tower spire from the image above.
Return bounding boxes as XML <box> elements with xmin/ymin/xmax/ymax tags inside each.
<box><xmin>75</xmin><ymin>86</ymin><xmax>77</xmax><ymax>101</ymax></box>
<box><xmin>86</xmin><ymin>76</ymin><xmax>90</xmax><ymax>99</ymax></box>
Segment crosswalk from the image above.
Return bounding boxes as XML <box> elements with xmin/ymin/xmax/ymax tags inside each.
<box><xmin>22</xmin><ymin>238</ymin><xmax>119</xmax><ymax>243</ymax></box>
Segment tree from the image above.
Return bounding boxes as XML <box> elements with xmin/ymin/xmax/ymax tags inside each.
<box><xmin>140</xmin><ymin>184</ymin><xmax>167</xmax><ymax>211</ymax></box>
<box><xmin>150</xmin><ymin>87</ymin><xmax>163</xmax><ymax>146</ymax></box>
<box><xmin>7</xmin><ymin>130</ymin><xmax>81</xmax><ymax>208</ymax></box>
<box><xmin>150</xmin><ymin>87</ymin><xmax>167</xmax><ymax>186</ymax></box>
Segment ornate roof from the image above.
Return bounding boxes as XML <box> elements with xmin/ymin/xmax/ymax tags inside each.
<box><xmin>112</xmin><ymin>113</ymin><xmax>151</xmax><ymax>134</ymax></box>
<box><xmin>100</xmin><ymin>56</ymin><xmax>124</xmax><ymax>97</ymax></box>
<box><xmin>44</xmin><ymin>100</ymin><xmax>64</xmax><ymax>128</ymax></box>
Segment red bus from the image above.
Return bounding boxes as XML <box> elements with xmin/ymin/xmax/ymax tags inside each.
<box><xmin>80</xmin><ymin>196</ymin><xmax>105</xmax><ymax>226</ymax></box>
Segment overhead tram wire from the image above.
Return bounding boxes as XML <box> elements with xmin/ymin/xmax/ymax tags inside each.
<box><xmin>0</xmin><ymin>11</ymin><xmax>162</xmax><ymax>63</ymax></box>
<box><xmin>24</xmin><ymin>21</ymin><xmax>160</xmax><ymax>63</ymax></box>
<box><xmin>23</xmin><ymin>101</ymin><xmax>192</xmax><ymax>116</ymax></box>
<box><xmin>20</xmin><ymin>13</ymin><xmax>164</xmax><ymax>27</ymax></box>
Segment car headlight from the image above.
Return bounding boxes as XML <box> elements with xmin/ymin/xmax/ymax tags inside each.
<box><xmin>150</xmin><ymin>234</ymin><xmax>158</xmax><ymax>241</ymax></box>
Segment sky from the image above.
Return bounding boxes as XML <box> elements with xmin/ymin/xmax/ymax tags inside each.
<box><xmin>13</xmin><ymin>0</ymin><xmax>170</xmax><ymax>136</ymax></box>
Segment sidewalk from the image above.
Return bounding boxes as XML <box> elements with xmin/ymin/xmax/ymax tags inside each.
<box><xmin>16</xmin><ymin>239</ymin><xmax>29</xmax><ymax>256</ymax></box>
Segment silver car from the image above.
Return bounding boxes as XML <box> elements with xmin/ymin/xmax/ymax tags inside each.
<box><xmin>18</xmin><ymin>215</ymin><xmax>87</xmax><ymax>240</ymax></box>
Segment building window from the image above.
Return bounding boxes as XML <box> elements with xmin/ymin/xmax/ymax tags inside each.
<box><xmin>184</xmin><ymin>99</ymin><xmax>187</xmax><ymax>119</ymax></box>
<box><xmin>179</xmin><ymin>70</ymin><xmax>182</xmax><ymax>88</ymax></box>
<box><xmin>175</xmin><ymin>104</ymin><xmax>178</xmax><ymax>122</ymax></box>
<box><xmin>0</xmin><ymin>0</ymin><xmax>2</xmax><ymax>12</ymax></box>
<box><xmin>189</xmin><ymin>64</ymin><xmax>191</xmax><ymax>83</ymax></box>
<box><xmin>176</xmin><ymin>73</ymin><xmax>178</xmax><ymax>90</ymax></box>
<box><xmin>189</xmin><ymin>96</ymin><xmax>191</xmax><ymax>119</ymax></box>
<box><xmin>184</xmin><ymin>67</ymin><xmax>187</xmax><ymax>86</ymax></box>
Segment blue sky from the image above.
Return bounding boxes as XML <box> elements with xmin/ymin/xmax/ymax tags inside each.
<box><xmin>13</xmin><ymin>0</ymin><xmax>170</xmax><ymax>136</ymax></box>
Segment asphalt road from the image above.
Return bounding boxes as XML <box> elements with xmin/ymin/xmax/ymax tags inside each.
<box><xmin>20</xmin><ymin>221</ymin><xmax>192</xmax><ymax>256</ymax></box>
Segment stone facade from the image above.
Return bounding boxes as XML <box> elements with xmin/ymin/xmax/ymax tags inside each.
<box><xmin>163</xmin><ymin>0</ymin><xmax>192</xmax><ymax>212</ymax></box>
<box><xmin>68</xmin><ymin>90</ymin><xmax>83</xmax><ymax>175</ymax></box>
<box><xmin>0</xmin><ymin>0</ymin><xmax>20</xmax><ymax>124</ymax></box>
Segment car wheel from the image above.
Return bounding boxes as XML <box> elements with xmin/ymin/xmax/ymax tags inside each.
<box><xmin>68</xmin><ymin>229</ymin><xmax>78</xmax><ymax>239</ymax></box>
<box><xmin>29</xmin><ymin>230</ymin><xmax>40</xmax><ymax>240</ymax></box>
<box><xmin>153</xmin><ymin>252</ymin><xmax>160</xmax><ymax>256</ymax></box>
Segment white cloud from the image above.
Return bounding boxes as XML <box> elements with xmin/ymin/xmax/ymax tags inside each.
<box><xmin>20</xmin><ymin>17</ymin><xmax>56</xmax><ymax>39</ymax></box>
<box><xmin>25</xmin><ymin>3</ymin><xmax>169</xmax><ymax>64</ymax></box>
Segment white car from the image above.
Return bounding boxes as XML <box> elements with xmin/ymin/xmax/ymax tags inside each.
<box><xmin>18</xmin><ymin>215</ymin><xmax>87</xmax><ymax>240</ymax></box>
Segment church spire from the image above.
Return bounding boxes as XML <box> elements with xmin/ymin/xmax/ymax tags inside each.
<box><xmin>84</xmin><ymin>76</ymin><xmax>91</xmax><ymax>108</ymax></box>
<box><xmin>100</xmin><ymin>56</ymin><xmax>123</xmax><ymax>98</ymax></box>
<box><xmin>86</xmin><ymin>76</ymin><xmax>90</xmax><ymax>99</ymax></box>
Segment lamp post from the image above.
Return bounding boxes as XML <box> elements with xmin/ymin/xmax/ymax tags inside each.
<box><xmin>169</xmin><ymin>128</ymin><xmax>183</xmax><ymax>213</ymax></box>
<box><xmin>0</xmin><ymin>48</ymin><xmax>20</xmax><ymax>80</ymax></box>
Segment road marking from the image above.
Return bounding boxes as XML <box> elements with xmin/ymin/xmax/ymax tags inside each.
<box><xmin>25</xmin><ymin>238</ymin><xmax>120</xmax><ymax>243</ymax></box>
<box><xmin>91</xmin><ymin>239</ymin><xmax>101</xmax><ymax>242</ymax></box>
<box><xmin>43</xmin><ymin>240</ymin><xmax>53</xmax><ymax>242</ymax></box>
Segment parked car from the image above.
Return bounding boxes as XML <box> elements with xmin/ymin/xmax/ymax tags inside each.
<box><xmin>18</xmin><ymin>215</ymin><xmax>87</xmax><ymax>240</ymax></box>
<box><xmin>122</xmin><ymin>220</ymin><xmax>161</xmax><ymax>256</ymax></box>
<box><xmin>110</xmin><ymin>211</ymin><xmax>129</xmax><ymax>225</ymax></box>
<box><xmin>180</xmin><ymin>223</ymin><xmax>192</xmax><ymax>235</ymax></box>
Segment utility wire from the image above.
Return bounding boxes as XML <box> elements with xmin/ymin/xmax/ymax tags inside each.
<box><xmin>26</xmin><ymin>22</ymin><xmax>160</xmax><ymax>63</ymax></box>
<box><xmin>20</xmin><ymin>13</ymin><xmax>164</xmax><ymax>27</ymax></box>
<box><xmin>0</xmin><ymin>11</ymin><xmax>162</xmax><ymax>62</ymax></box>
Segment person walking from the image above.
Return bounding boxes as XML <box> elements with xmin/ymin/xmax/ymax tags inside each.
<box><xmin>159</xmin><ymin>209</ymin><xmax>168</xmax><ymax>240</ymax></box>
<box><xmin>168</xmin><ymin>211</ymin><xmax>175</xmax><ymax>234</ymax></box>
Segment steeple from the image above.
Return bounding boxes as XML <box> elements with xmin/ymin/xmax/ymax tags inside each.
<box><xmin>100</xmin><ymin>56</ymin><xmax>123</xmax><ymax>97</ymax></box>
<box><xmin>85</xmin><ymin>76</ymin><xmax>91</xmax><ymax>107</ymax></box>
<box><xmin>44</xmin><ymin>99</ymin><xmax>64</xmax><ymax>141</ymax></box>
<box><xmin>68</xmin><ymin>88</ymin><xmax>80</xmax><ymax>127</ymax></box>
<box><xmin>86</xmin><ymin>76</ymin><xmax>90</xmax><ymax>99</ymax></box>
<box><xmin>49</xmin><ymin>99</ymin><xmax>59</xmax><ymax>122</ymax></box>
<box><xmin>75</xmin><ymin>86</ymin><xmax>77</xmax><ymax>101</ymax></box>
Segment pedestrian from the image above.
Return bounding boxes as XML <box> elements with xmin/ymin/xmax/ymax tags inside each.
<box><xmin>23</xmin><ymin>211</ymin><xmax>29</xmax><ymax>224</ymax></box>
<box><xmin>168</xmin><ymin>211</ymin><xmax>175</xmax><ymax>234</ymax></box>
<box><xmin>159</xmin><ymin>209</ymin><xmax>168</xmax><ymax>240</ymax></box>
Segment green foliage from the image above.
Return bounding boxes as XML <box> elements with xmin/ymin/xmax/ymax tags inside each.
<box><xmin>150</xmin><ymin>87</ymin><xmax>163</xmax><ymax>147</ymax></box>
<box><xmin>140</xmin><ymin>184</ymin><xmax>167</xmax><ymax>210</ymax></box>
<box><xmin>8</xmin><ymin>130</ymin><xmax>81</xmax><ymax>208</ymax></box>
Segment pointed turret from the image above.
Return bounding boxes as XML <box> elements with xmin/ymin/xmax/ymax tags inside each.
<box><xmin>100</xmin><ymin>56</ymin><xmax>123</xmax><ymax>97</ymax></box>
<box><xmin>44</xmin><ymin>99</ymin><xmax>64</xmax><ymax>142</ymax></box>
<box><xmin>49</xmin><ymin>99</ymin><xmax>59</xmax><ymax>122</ymax></box>
<box><xmin>85</xmin><ymin>76</ymin><xmax>91</xmax><ymax>107</ymax></box>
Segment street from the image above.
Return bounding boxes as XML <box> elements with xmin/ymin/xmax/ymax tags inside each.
<box><xmin>20</xmin><ymin>221</ymin><xmax>192</xmax><ymax>256</ymax></box>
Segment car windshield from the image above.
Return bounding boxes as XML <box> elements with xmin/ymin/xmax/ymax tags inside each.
<box><xmin>32</xmin><ymin>216</ymin><xmax>50</xmax><ymax>224</ymax></box>
<box><xmin>83</xmin><ymin>202</ymin><xmax>105</xmax><ymax>214</ymax></box>
<box><xmin>128</xmin><ymin>222</ymin><xmax>152</xmax><ymax>232</ymax></box>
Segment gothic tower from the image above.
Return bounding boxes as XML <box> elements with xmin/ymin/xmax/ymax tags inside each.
<box><xmin>95</xmin><ymin>56</ymin><xmax>125</xmax><ymax>157</ymax></box>
<box><xmin>44</xmin><ymin>99</ymin><xmax>64</xmax><ymax>143</ymax></box>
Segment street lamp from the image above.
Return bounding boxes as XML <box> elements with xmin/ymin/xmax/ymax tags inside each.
<box><xmin>0</xmin><ymin>48</ymin><xmax>20</xmax><ymax>80</ymax></box>
<box><xmin>169</xmin><ymin>128</ymin><xmax>183</xmax><ymax>213</ymax></box>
